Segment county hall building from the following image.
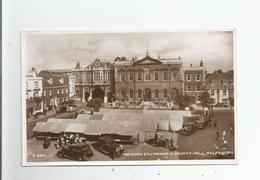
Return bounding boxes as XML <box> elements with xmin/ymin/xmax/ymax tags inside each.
<box><xmin>113</xmin><ymin>52</ymin><xmax>184</xmax><ymax>104</ymax></box>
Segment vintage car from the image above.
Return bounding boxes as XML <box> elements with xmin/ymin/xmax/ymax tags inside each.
<box><xmin>195</xmin><ymin>116</ymin><xmax>210</xmax><ymax>129</ymax></box>
<box><xmin>180</xmin><ymin>121</ymin><xmax>197</xmax><ymax>135</ymax></box>
<box><xmin>66</xmin><ymin>104</ymin><xmax>78</xmax><ymax>112</ymax></box>
<box><xmin>93</xmin><ymin>136</ymin><xmax>124</xmax><ymax>159</ymax></box>
<box><xmin>56</xmin><ymin>104</ymin><xmax>67</xmax><ymax>113</ymax></box>
<box><xmin>56</xmin><ymin>142</ymin><xmax>94</xmax><ymax>161</ymax></box>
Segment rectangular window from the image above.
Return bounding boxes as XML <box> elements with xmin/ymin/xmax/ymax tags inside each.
<box><xmin>94</xmin><ymin>71</ymin><xmax>100</xmax><ymax>82</ymax></box>
<box><xmin>163</xmin><ymin>72</ymin><xmax>168</xmax><ymax>81</ymax></box>
<box><xmin>34</xmin><ymin>81</ymin><xmax>39</xmax><ymax>89</ymax></box>
<box><xmin>196</xmin><ymin>74</ymin><xmax>201</xmax><ymax>81</ymax></box>
<box><xmin>66</xmin><ymin>88</ymin><xmax>68</xmax><ymax>93</ymax></box>
<box><xmin>130</xmin><ymin>89</ymin><xmax>134</xmax><ymax>98</ymax></box>
<box><xmin>120</xmin><ymin>73</ymin><xmax>125</xmax><ymax>82</ymax></box>
<box><xmin>172</xmin><ymin>74</ymin><xmax>177</xmax><ymax>81</ymax></box>
<box><xmin>49</xmin><ymin>90</ymin><xmax>52</xmax><ymax>96</ymax></box>
<box><xmin>43</xmin><ymin>90</ymin><xmax>46</xmax><ymax>96</ymax></box>
<box><xmin>223</xmin><ymin>89</ymin><xmax>227</xmax><ymax>96</ymax></box>
<box><xmin>154</xmin><ymin>72</ymin><xmax>159</xmax><ymax>80</ymax></box>
<box><xmin>121</xmin><ymin>90</ymin><xmax>125</xmax><ymax>98</ymax></box>
<box><xmin>144</xmin><ymin>69</ymin><xmax>151</xmax><ymax>81</ymax></box>
<box><xmin>187</xmin><ymin>86</ymin><xmax>191</xmax><ymax>92</ymax></box>
<box><xmin>163</xmin><ymin>89</ymin><xmax>168</xmax><ymax>98</ymax></box>
<box><xmin>129</xmin><ymin>73</ymin><xmax>134</xmax><ymax>81</ymax></box>
<box><xmin>155</xmin><ymin>89</ymin><xmax>159</xmax><ymax>98</ymax></box>
<box><xmin>26</xmin><ymin>82</ymin><xmax>29</xmax><ymax>89</ymax></box>
<box><xmin>138</xmin><ymin>90</ymin><xmax>142</xmax><ymax>98</ymax></box>
<box><xmin>196</xmin><ymin>85</ymin><xmax>201</xmax><ymax>92</ymax></box>
<box><xmin>137</xmin><ymin>72</ymin><xmax>142</xmax><ymax>81</ymax></box>
<box><xmin>211</xmin><ymin>90</ymin><xmax>214</xmax><ymax>95</ymax></box>
<box><xmin>186</xmin><ymin>74</ymin><xmax>191</xmax><ymax>81</ymax></box>
<box><xmin>61</xmin><ymin>88</ymin><xmax>64</xmax><ymax>94</ymax></box>
<box><xmin>57</xmin><ymin>89</ymin><xmax>60</xmax><ymax>94</ymax></box>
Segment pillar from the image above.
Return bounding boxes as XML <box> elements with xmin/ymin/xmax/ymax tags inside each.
<box><xmin>82</xmin><ymin>86</ymin><xmax>85</xmax><ymax>102</ymax></box>
<box><xmin>88</xmin><ymin>89</ymin><xmax>93</xmax><ymax>101</ymax></box>
<box><xmin>104</xmin><ymin>87</ymin><xmax>108</xmax><ymax>103</ymax></box>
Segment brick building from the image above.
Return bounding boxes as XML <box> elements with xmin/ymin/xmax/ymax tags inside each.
<box><xmin>38</xmin><ymin>71</ymin><xmax>70</xmax><ymax>108</ymax></box>
<box><xmin>113</xmin><ymin>52</ymin><xmax>183</xmax><ymax>105</ymax></box>
<box><xmin>205</xmin><ymin>69</ymin><xmax>234</xmax><ymax>106</ymax></box>
<box><xmin>183</xmin><ymin>60</ymin><xmax>207</xmax><ymax>103</ymax></box>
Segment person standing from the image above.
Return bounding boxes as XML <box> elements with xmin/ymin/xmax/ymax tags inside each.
<box><xmin>222</xmin><ymin>129</ymin><xmax>226</xmax><ymax>140</ymax></box>
<box><xmin>216</xmin><ymin>131</ymin><xmax>219</xmax><ymax>142</ymax></box>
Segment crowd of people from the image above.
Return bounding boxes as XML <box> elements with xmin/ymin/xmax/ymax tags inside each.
<box><xmin>54</xmin><ymin>133</ymin><xmax>87</xmax><ymax>149</ymax></box>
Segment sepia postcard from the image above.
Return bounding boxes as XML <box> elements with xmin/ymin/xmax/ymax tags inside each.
<box><xmin>22</xmin><ymin>30</ymin><xmax>236</xmax><ymax>166</ymax></box>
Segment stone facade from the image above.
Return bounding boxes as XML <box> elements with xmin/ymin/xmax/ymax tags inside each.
<box><xmin>72</xmin><ymin>59</ymin><xmax>113</xmax><ymax>103</ymax></box>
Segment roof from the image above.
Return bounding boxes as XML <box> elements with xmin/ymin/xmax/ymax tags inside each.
<box><xmin>65</xmin><ymin>123</ymin><xmax>86</xmax><ymax>133</ymax></box>
<box><xmin>32</xmin><ymin>122</ymin><xmax>54</xmax><ymax>132</ymax></box>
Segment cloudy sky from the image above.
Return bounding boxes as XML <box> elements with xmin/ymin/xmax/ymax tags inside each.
<box><xmin>23</xmin><ymin>31</ymin><xmax>233</xmax><ymax>73</ymax></box>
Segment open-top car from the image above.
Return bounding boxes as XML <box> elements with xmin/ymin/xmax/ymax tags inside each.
<box><xmin>93</xmin><ymin>136</ymin><xmax>124</xmax><ymax>159</ymax></box>
<box><xmin>66</xmin><ymin>104</ymin><xmax>78</xmax><ymax>112</ymax></box>
<box><xmin>57</xmin><ymin>142</ymin><xmax>93</xmax><ymax>161</ymax></box>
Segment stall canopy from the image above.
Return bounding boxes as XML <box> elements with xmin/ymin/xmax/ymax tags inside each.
<box><xmin>64</xmin><ymin>123</ymin><xmax>86</xmax><ymax>133</ymax></box>
<box><xmin>32</xmin><ymin>122</ymin><xmax>54</xmax><ymax>133</ymax></box>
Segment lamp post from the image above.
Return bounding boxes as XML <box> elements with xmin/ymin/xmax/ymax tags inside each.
<box><xmin>133</xmin><ymin>57</ymin><xmax>136</xmax><ymax>109</ymax></box>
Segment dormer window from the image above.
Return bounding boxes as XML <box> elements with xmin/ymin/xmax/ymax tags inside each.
<box><xmin>59</xmin><ymin>78</ymin><xmax>64</xmax><ymax>84</ymax></box>
<box><xmin>47</xmin><ymin>78</ymin><xmax>53</xmax><ymax>85</ymax></box>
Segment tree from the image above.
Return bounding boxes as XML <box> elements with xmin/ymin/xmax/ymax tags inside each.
<box><xmin>199</xmin><ymin>91</ymin><xmax>211</xmax><ymax>107</ymax></box>
<box><xmin>175</xmin><ymin>95</ymin><xmax>192</xmax><ymax>109</ymax></box>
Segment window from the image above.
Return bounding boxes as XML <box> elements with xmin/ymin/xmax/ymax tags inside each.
<box><xmin>61</xmin><ymin>88</ymin><xmax>64</xmax><ymax>94</ymax></box>
<box><xmin>223</xmin><ymin>89</ymin><xmax>227</xmax><ymax>96</ymax></box>
<box><xmin>196</xmin><ymin>74</ymin><xmax>201</xmax><ymax>81</ymax></box>
<box><xmin>137</xmin><ymin>90</ymin><xmax>142</xmax><ymax>98</ymax></box>
<box><xmin>186</xmin><ymin>74</ymin><xmax>191</xmax><ymax>81</ymax></box>
<box><xmin>172</xmin><ymin>74</ymin><xmax>177</xmax><ymax>81</ymax></box>
<box><xmin>49</xmin><ymin>90</ymin><xmax>52</xmax><ymax>96</ymax></box>
<box><xmin>155</xmin><ymin>89</ymin><xmax>159</xmax><ymax>98</ymax></box>
<box><xmin>163</xmin><ymin>89</ymin><xmax>168</xmax><ymax>98</ymax></box>
<box><xmin>187</xmin><ymin>86</ymin><xmax>191</xmax><ymax>92</ymax></box>
<box><xmin>34</xmin><ymin>81</ymin><xmax>39</xmax><ymax>89</ymax></box>
<box><xmin>229</xmin><ymin>80</ymin><xmax>233</xmax><ymax>85</ymax></box>
<box><xmin>211</xmin><ymin>80</ymin><xmax>214</xmax><ymax>85</ymax></box>
<box><xmin>144</xmin><ymin>68</ymin><xmax>151</xmax><ymax>81</ymax></box>
<box><xmin>130</xmin><ymin>89</ymin><xmax>134</xmax><ymax>98</ymax></box>
<box><xmin>26</xmin><ymin>82</ymin><xmax>29</xmax><ymax>89</ymax></box>
<box><xmin>163</xmin><ymin>72</ymin><xmax>168</xmax><ymax>81</ymax></box>
<box><xmin>154</xmin><ymin>72</ymin><xmax>159</xmax><ymax>80</ymax></box>
<box><xmin>94</xmin><ymin>71</ymin><xmax>100</xmax><ymax>82</ymax></box>
<box><xmin>43</xmin><ymin>90</ymin><xmax>46</xmax><ymax>96</ymax></box>
<box><xmin>129</xmin><ymin>73</ymin><xmax>134</xmax><ymax>81</ymax></box>
<box><xmin>196</xmin><ymin>85</ymin><xmax>201</xmax><ymax>92</ymax></box>
<box><xmin>121</xmin><ymin>89</ymin><xmax>126</xmax><ymax>98</ymax></box>
<box><xmin>57</xmin><ymin>89</ymin><xmax>60</xmax><ymax>94</ymax></box>
<box><xmin>66</xmin><ymin>88</ymin><xmax>68</xmax><ymax>93</ymax></box>
<box><xmin>120</xmin><ymin>73</ymin><xmax>125</xmax><ymax>82</ymax></box>
<box><xmin>211</xmin><ymin>90</ymin><xmax>214</xmax><ymax>95</ymax></box>
<box><xmin>137</xmin><ymin>72</ymin><xmax>142</xmax><ymax>81</ymax></box>
<box><xmin>221</xmin><ymin>80</ymin><xmax>224</xmax><ymax>85</ymax></box>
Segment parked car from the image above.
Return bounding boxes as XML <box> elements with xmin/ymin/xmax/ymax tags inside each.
<box><xmin>66</xmin><ymin>104</ymin><xmax>78</xmax><ymax>112</ymax></box>
<box><xmin>194</xmin><ymin>116</ymin><xmax>210</xmax><ymax>129</ymax></box>
<box><xmin>180</xmin><ymin>121</ymin><xmax>197</xmax><ymax>135</ymax></box>
<box><xmin>93</xmin><ymin>136</ymin><xmax>124</xmax><ymax>159</ymax></box>
<box><xmin>56</xmin><ymin>142</ymin><xmax>94</xmax><ymax>161</ymax></box>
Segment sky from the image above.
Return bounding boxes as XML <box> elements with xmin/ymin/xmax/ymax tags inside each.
<box><xmin>22</xmin><ymin>31</ymin><xmax>234</xmax><ymax>73</ymax></box>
